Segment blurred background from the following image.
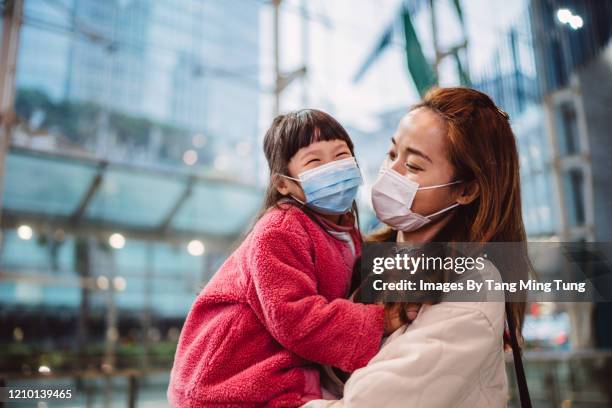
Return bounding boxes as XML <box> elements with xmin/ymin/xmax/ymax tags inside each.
<box><xmin>0</xmin><ymin>0</ymin><xmax>610</xmax><ymax>406</ymax></box>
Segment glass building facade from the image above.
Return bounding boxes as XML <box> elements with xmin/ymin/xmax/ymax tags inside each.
<box><xmin>1</xmin><ymin>0</ymin><xmax>263</xmax><ymax>405</ymax></box>
<box><xmin>15</xmin><ymin>0</ymin><xmax>261</xmax><ymax>178</ymax></box>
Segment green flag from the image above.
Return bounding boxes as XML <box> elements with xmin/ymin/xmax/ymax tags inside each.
<box><xmin>402</xmin><ymin>8</ymin><xmax>436</xmax><ymax>96</ymax></box>
<box><xmin>452</xmin><ymin>0</ymin><xmax>464</xmax><ymax>26</ymax></box>
<box><xmin>353</xmin><ymin>24</ymin><xmax>394</xmax><ymax>83</ymax></box>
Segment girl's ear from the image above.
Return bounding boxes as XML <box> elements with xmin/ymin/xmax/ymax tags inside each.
<box><xmin>274</xmin><ymin>174</ymin><xmax>291</xmax><ymax>196</ymax></box>
<box><xmin>456</xmin><ymin>181</ymin><xmax>479</xmax><ymax>205</ymax></box>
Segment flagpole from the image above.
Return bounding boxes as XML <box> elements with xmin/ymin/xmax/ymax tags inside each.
<box><xmin>273</xmin><ymin>0</ymin><xmax>281</xmax><ymax>116</ymax></box>
<box><xmin>272</xmin><ymin>0</ymin><xmax>306</xmax><ymax>116</ymax></box>
<box><xmin>429</xmin><ymin>0</ymin><xmax>440</xmax><ymax>81</ymax></box>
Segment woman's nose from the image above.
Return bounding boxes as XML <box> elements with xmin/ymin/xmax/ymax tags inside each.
<box><xmin>390</xmin><ymin>157</ymin><xmax>407</xmax><ymax>175</ymax></box>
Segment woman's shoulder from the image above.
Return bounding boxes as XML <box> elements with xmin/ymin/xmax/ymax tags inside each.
<box><xmin>441</xmin><ymin>257</ymin><xmax>506</xmax><ymax>319</ymax></box>
<box><xmin>424</xmin><ymin>300</ymin><xmax>505</xmax><ymax>333</ymax></box>
<box><xmin>376</xmin><ymin>300</ymin><xmax>504</xmax><ymax>359</ymax></box>
<box><xmin>480</xmin><ymin>258</ymin><xmax>503</xmax><ymax>283</ymax></box>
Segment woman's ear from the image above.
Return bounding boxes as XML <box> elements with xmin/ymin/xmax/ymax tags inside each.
<box><xmin>456</xmin><ymin>181</ymin><xmax>479</xmax><ymax>205</ymax></box>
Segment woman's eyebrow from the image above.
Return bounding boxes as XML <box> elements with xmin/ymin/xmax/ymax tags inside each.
<box><xmin>390</xmin><ymin>137</ymin><xmax>433</xmax><ymax>163</ymax></box>
<box><xmin>406</xmin><ymin>147</ymin><xmax>433</xmax><ymax>164</ymax></box>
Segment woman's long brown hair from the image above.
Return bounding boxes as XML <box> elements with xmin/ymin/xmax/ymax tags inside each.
<box><xmin>368</xmin><ymin>87</ymin><xmax>530</xmax><ymax>345</ymax></box>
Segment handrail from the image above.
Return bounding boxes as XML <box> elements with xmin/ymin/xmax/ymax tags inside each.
<box><xmin>505</xmin><ymin>348</ymin><xmax>612</xmax><ymax>363</ymax></box>
<box><xmin>0</xmin><ymin>368</ymin><xmax>171</xmax><ymax>408</ymax></box>
<box><xmin>0</xmin><ymin>367</ymin><xmax>169</xmax><ymax>381</ymax></box>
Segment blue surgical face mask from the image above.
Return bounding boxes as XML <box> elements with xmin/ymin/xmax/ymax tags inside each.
<box><xmin>280</xmin><ymin>157</ymin><xmax>363</xmax><ymax>215</ymax></box>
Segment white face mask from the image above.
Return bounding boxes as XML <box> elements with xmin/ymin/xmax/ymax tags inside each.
<box><xmin>371</xmin><ymin>167</ymin><xmax>462</xmax><ymax>232</ymax></box>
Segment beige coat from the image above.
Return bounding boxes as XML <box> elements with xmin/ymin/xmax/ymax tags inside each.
<box><xmin>303</xmin><ymin>263</ymin><xmax>508</xmax><ymax>408</ymax></box>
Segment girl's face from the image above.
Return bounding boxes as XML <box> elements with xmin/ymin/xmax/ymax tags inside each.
<box><xmin>277</xmin><ymin>139</ymin><xmax>352</xmax><ymax>202</ymax></box>
<box><xmin>384</xmin><ymin>108</ymin><xmax>460</xmax><ymax>217</ymax></box>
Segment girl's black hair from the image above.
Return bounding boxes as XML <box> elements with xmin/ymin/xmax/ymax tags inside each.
<box><xmin>255</xmin><ymin>109</ymin><xmax>359</xmax><ymax>226</ymax></box>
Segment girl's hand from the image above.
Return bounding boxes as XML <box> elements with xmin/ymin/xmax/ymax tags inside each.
<box><xmin>383</xmin><ymin>303</ymin><xmax>422</xmax><ymax>335</ymax></box>
<box><xmin>383</xmin><ymin>304</ymin><xmax>403</xmax><ymax>335</ymax></box>
<box><xmin>404</xmin><ymin>303</ymin><xmax>421</xmax><ymax>322</ymax></box>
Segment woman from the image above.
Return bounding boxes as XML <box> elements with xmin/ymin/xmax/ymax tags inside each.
<box><xmin>304</xmin><ymin>87</ymin><xmax>530</xmax><ymax>407</ymax></box>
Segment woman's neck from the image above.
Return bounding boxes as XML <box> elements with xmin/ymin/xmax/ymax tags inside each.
<box><xmin>397</xmin><ymin>212</ymin><xmax>454</xmax><ymax>243</ymax></box>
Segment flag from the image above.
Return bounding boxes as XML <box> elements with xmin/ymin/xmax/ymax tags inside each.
<box><xmin>353</xmin><ymin>23</ymin><xmax>394</xmax><ymax>83</ymax></box>
<box><xmin>452</xmin><ymin>0</ymin><xmax>464</xmax><ymax>27</ymax></box>
<box><xmin>401</xmin><ymin>7</ymin><xmax>436</xmax><ymax>96</ymax></box>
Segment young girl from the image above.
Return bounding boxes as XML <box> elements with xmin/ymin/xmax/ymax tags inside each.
<box><xmin>168</xmin><ymin>109</ymin><xmax>397</xmax><ymax>407</ymax></box>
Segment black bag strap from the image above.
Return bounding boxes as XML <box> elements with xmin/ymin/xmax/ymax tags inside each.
<box><xmin>505</xmin><ymin>303</ymin><xmax>532</xmax><ymax>408</ymax></box>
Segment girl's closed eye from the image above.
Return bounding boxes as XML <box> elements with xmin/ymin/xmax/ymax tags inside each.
<box><xmin>305</xmin><ymin>157</ymin><xmax>321</xmax><ymax>166</ymax></box>
<box><xmin>336</xmin><ymin>151</ymin><xmax>350</xmax><ymax>158</ymax></box>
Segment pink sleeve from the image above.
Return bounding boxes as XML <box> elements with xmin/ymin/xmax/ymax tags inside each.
<box><xmin>246</xmin><ymin>227</ymin><xmax>384</xmax><ymax>373</ymax></box>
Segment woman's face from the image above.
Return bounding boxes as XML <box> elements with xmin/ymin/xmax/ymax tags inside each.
<box><xmin>384</xmin><ymin>107</ymin><xmax>459</xmax><ymax>217</ymax></box>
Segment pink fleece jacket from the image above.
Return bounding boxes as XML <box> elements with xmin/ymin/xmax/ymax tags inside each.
<box><xmin>168</xmin><ymin>204</ymin><xmax>384</xmax><ymax>407</ymax></box>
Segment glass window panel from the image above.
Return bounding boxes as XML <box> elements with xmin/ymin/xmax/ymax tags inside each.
<box><xmin>150</xmin><ymin>273</ymin><xmax>198</xmax><ymax>317</ymax></box>
<box><xmin>54</xmin><ymin>237</ymin><xmax>77</xmax><ymax>272</ymax></box>
<box><xmin>1</xmin><ymin>234</ymin><xmax>78</xmax><ymax>275</ymax></box>
<box><xmin>3</xmin><ymin>154</ymin><xmax>97</xmax><ymax>216</ymax></box>
<box><xmin>151</xmin><ymin>293</ymin><xmax>193</xmax><ymax>318</ymax></box>
<box><xmin>171</xmin><ymin>182</ymin><xmax>261</xmax><ymax>235</ymax></box>
<box><xmin>41</xmin><ymin>285</ymin><xmax>81</xmax><ymax>308</ymax></box>
<box><xmin>85</xmin><ymin>168</ymin><xmax>185</xmax><ymax>226</ymax></box>
<box><xmin>152</xmin><ymin>242</ymin><xmax>200</xmax><ymax>273</ymax></box>
<box><xmin>556</xmin><ymin>101</ymin><xmax>580</xmax><ymax>156</ymax></box>
<box><xmin>17</xmin><ymin>8</ymin><xmax>71</xmax><ymax>100</ymax></box>
<box><xmin>114</xmin><ymin>240</ymin><xmax>148</xmax><ymax>273</ymax></box>
<box><xmin>534</xmin><ymin>174</ymin><xmax>550</xmax><ymax>233</ymax></box>
<box><xmin>563</xmin><ymin>168</ymin><xmax>586</xmax><ymax>227</ymax></box>
<box><xmin>542</xmin><ymin>172</ymin><xmax>558</xmax><ymax>233</ymax></box>
<box><xmin>0</xmin><ymin>230</ymin><xmax>52</xmax><ymax>270</ymax></box>
<box><xmin>12</xmin><ymin>281</ymin><xmax>44</xmax><ymax>305</ymax></box>
<box><xmin>115</xmin><ymin>276</ymin><xmax>145</xmax><ymax>311</ymax></box>
<box><xmin>0</xmin><ymin>282</ymin><xmax>15</xmax><ymax>304</ymax></box>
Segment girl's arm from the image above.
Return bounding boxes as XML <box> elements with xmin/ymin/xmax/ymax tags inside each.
<box><xmin>246</xmin><ymin>227</ymin><xmax>385</xmax><ymax>373</ymax></box>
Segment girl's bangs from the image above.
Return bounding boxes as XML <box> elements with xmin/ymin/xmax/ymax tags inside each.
<box><xmin>285</xmin><ymin>110</ymin><xmax>353</xmax><ymax>159</ymax></box>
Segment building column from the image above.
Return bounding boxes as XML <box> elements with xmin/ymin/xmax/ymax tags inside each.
<box><xmin>0</xmin><ymin>0</ymin><xmax>23</xmax><ymax>245</ymax></box>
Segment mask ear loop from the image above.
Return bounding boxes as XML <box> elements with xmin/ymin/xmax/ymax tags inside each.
<box><xmin>290</xmin><ymin>195</ymin><xmax>307</xmax><ymax>205</ymax></box>
<box><xmin>275</xmin><ymin>174</ymin><xmax>306</xmax><ymax>205</ymax></box>
<box><xmin>277</xmin><ymin>174</ymin><xmax>301</xmax><ymax>183</ymax></box>
<box><xmin>419</xmin><ymin>180</ymin><xmax>463</xmax><ymax>218</ymax></box>
<box><xmin>417</xmin><ymin>180</ymin><xmax>463</xmax><ymax>190</ymax></box>
<box><xmin>424</xmin><ymin>202</ymin><xmax>460</xmax><ymax>218</ymax></box>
